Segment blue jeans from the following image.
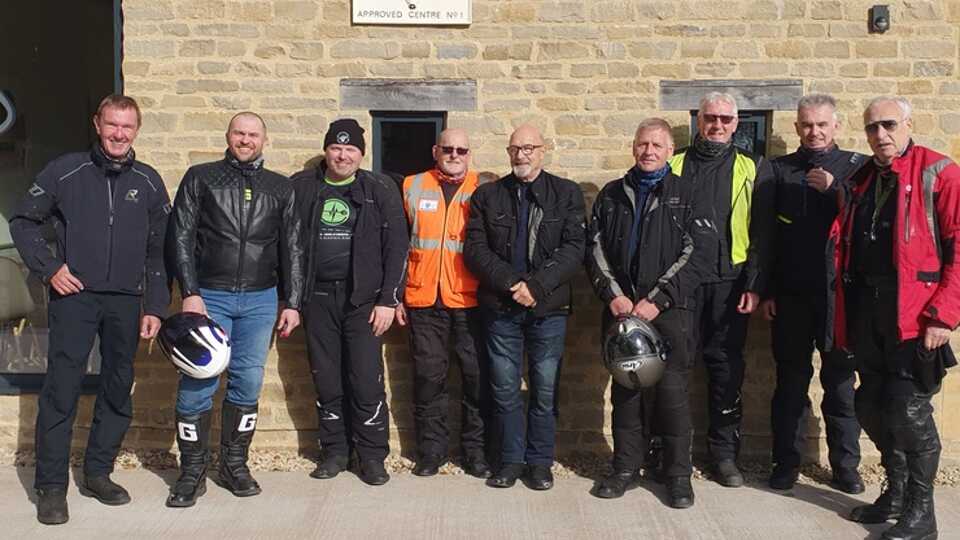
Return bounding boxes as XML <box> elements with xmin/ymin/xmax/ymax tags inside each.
<box><xmin>176</xmin><ymin>287</ymin><xmax>277</xmax><ymax>415</ymax></box>
<box><xmin>485</xmin><ymin>310</ymin><xmax>567</xmax><ymax>466</ymax></box>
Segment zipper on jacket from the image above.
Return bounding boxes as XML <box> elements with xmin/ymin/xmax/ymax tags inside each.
<box><xmin>904</xmin><ymin>183</ymin><xmax>912</xmax><ymax>243</ymax></box>
<box><xmin>236</xmin><ymin>176</ymin><xmax>250</xmax><ymax>290</ymax></box>
<box><xmin>436</xmin><ymin>184</ymin><xmax>456</xmax><ymax>303</ymax></box>
<box><xmin>105</xmin><ymin>177</ymin><xmax>116</xmax><ymax>281</ymax></box>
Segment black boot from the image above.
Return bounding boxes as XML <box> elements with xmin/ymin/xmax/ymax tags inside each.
<box><xmin>36</xmin><ymin>487</ymin><xmax>68</xmax><ymax>525</ymax></box>
<box><xmin>882</xmin><ymin>418</ymin><xmax>940</xmax><ymax>540</ymax></box>
<box><xmin>849</xmin><ymin>449</ymin><xmax>907</xmax><ymax>523</ymax></box>
<box><xmin>218</xmin><ymin>401</ymin><xmax>262</xmax><ymax>497</ymax></box>
<box><xmin>167</xmin><ymin>410</ymin><xmax>211</xmax><ymax>508</ymax></box>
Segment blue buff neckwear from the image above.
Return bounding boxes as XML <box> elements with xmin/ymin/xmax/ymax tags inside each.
<box><xmin>626</xmin><ymin>164</ymin><xmax>671</xmax><ymax>265</ymax></box>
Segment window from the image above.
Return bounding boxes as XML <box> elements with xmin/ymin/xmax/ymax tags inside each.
<box><xmin>689</xmin><ymin>110</ymin><xmax>770</xmax><ymax>157</ymax></box>
<box><xmin>0</xmin><ymin>0</ymin><xmax>122</xmax><ymax>393</ymax></box>
<box><xmin>371</xmin><ymin>111</ymin><xmax>446</xmax><ymax>181</ymax></box>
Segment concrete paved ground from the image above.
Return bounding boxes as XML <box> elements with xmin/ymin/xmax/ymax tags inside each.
<box><xmin>3</xmin><ymin>467</ymin><xmax>960</xmax><ymax>539</ymax></box>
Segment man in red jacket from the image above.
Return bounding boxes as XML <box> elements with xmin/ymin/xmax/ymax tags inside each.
<box><xmin>834</xmin><ymin>96</ymin><xmax>960</xmax><ymax>540</ymax></box>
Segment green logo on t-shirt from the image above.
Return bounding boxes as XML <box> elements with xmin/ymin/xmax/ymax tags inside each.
<box><xmin>321</xmin><ymin>198</ymin><xmax>350</xmax><ymax>226</ymax></box>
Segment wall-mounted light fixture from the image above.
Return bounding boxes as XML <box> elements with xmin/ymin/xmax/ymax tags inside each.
<box><xmin>869</xmin><ymin>5</ymin><xmax>890</xmax><ymax>34</ymax></box>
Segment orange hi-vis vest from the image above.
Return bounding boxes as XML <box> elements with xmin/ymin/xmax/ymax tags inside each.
<box><xmin>402</xmin><ymin>169</ymin><xmax>480</xmax><ymax>308</ymax></box>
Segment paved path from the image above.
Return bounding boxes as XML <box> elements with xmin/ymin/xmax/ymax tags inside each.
<box><xmin>3</xmin><ymin>467</ymin><xmax>960</xmax><ymax>539</ymax></box>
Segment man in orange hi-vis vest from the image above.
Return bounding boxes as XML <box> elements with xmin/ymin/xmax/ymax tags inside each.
<box><xmin>396</xmin><ymin>128</ymin><xmax>492</xmax><ymax>479</ymax></box>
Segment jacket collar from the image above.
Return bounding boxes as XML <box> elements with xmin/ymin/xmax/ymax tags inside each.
<box><xmin>506</xmin><ymin>170</ymin><xmax>548</xmax><ymax>205</ymax></box>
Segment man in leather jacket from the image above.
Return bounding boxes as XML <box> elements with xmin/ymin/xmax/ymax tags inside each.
<box><xmin>166</xmin><ymin>112</ymin><xmax>304</xmax><ymax>507</ymax></box>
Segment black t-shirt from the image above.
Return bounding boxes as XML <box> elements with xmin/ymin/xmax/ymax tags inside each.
<box><xmin>313</xmin><ymin>182</ymin><xmax>357</xmax><ymax>283</ymax></box>
<box><xmin>852</xmin><ymin>168</ymin><xmax>898</xmax><ymax>280</ymax></box>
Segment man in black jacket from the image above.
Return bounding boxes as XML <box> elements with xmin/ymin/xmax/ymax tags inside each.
<box><xmin>464</xmin><ymin>125</ymin><xmax>586</xmax><ymax>491</ymax></box>
<box><xmin>10</xmin><ymin>95</ymin><xmax>170</xmax><ymax>525</ymax></box>
<box><xmin>586</xmin><ymin>118</ymin><xmax>715</xmax><ymax>507</ymax></box>
<box><xmin>751</xmin><ymin>94</ymin><xmax>866</xmax><ymax>494</ymax></box>
<box><xmin>292</xmin><ymin>118</ymin><xmax>408</xmax><ymax>486</ymax></box>
<box><xmin>668</xmin><ymin>92</ymin><xmax>763</xmax><ymax>487</ymax></box>
<box><xmin>166</xmin><ymin>112</ymin><xmax>304</xmax><ymax>506</ymax></box>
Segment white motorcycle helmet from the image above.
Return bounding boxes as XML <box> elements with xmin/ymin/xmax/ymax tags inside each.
<box><xmin>158</xmin><ymin>312</ymin><xmax>231</xmax><ymax>379</ymax></box>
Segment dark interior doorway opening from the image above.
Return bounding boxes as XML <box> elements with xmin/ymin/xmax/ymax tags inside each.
<box><xmin>371</xmin><ymin>111</ymin><xmax>446</xmax><ymax>184</ymax></box>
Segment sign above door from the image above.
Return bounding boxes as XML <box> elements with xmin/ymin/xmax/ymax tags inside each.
<box><xmin>352</xmin><ymin>0</ymin><xmax>471</xmax><ymax>25</ymax></box>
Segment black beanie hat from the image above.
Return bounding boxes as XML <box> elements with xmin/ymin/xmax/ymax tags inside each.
<box><xmin>324</xmin><ymin>118</ymin><xmax>366</xmax><ymax>155</ymax></box>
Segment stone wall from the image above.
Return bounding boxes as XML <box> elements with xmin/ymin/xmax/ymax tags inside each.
<box><xmin>3</xmin><ymin>0</ymin><xmax>960</xmax><ymax>466</ymax></box>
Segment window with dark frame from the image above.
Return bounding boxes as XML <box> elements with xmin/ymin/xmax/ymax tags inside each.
<box><xmin>371</xmin><ymin>111</ymin><xmax>446</xmax><ymax>183</ymax></box>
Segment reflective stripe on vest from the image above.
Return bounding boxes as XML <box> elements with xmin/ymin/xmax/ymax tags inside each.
<box><xmin>669</xmin><ymin>151</ymin><xmax>756</xmax><ymax>265</ymax></box>
<box><xmin>922</xmin><ymin>158</ymin><xmax>952</xmax><ymax>262</ymax></box>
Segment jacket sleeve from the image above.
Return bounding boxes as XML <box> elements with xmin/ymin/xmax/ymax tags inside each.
<box><xmin>646</xmin><ymin>184</ymin><xmax>715</xmax><ymax>310</ymax></box>
<box><xmin>742</xmin><ymin>155</ymin><xmax>766</xmax><ymax>294</ymax></box>
<box><xmin>584</xmin><ymin>187</ymin><xmax>625</xmax><ymax>305</ymax></box>
<box><xmin>143</xmin><ymin>173</ymin><xmax>172</xmax><ymax>318</ymax></box>
<box><xmin>375</xmin><ymin>176</ymin><xmax>409</xmax><ymax>307</ymax></box>
<box><xmin>9</xmin><ymin>161</ymin><xmax>66</xmax><ymax>280</ymax></box>
<box><xmin>746</xmin><ymin>157</ymin><xmax>777</xmax><ymax>298</ymax></box>
<box><xmin>464</xmin><ymin>186</ymin><xmax>525</xmax><ymax>294</ymax></box>
<box><xmin>923</xmin><ymin>160</ymin><xmax>960</xmax><ymax>329</ymax></box>
<box><xmin>279</xmin><ymin>182</ymin><xmax>305</xmax><ymax>310</ymax></box>
<box><xmin>169</xmin><ymin>168</ymin><xmax>203</xmax><ymax>299</ymax></box>
<box><xmin>526</xmin><ymin>182</ymin><xmax>587</xmax><ymax>302</ymax></box>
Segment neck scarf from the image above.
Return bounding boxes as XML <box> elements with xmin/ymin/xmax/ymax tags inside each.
<box><xmin>693</xmin><ymin>134</ymin><xmax>732</xmax><ymax>160</ymax></box>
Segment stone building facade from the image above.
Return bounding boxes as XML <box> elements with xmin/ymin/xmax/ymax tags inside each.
<box><xmin>3</xmin><ymin>0</ymin><xmax>960</xmax><ymax>466</ymax></box>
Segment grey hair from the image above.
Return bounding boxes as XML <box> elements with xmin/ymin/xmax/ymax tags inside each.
<box><xmin>634</xmin><ymin>117</ymin><xmax>674</xmax><ymax>143</ymax></box>
<box><xmin>797</xmin><ymin>94</ymin><xmax>838</xmax><ymax>120</ymax></box>
<box><xmin>866</xmin><ymin>96</ymin><xmax>912</xmax><ymax>120</ymax></box>
<box><xmin>698</xmin><ymin>92</ymin><xmax>738</xmax><ymax>116</ymax></box>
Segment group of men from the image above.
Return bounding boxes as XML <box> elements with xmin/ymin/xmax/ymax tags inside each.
<box><xmin>11</xmin><ymin>91</ymin><xmax>958</xmax><ymax>540</ymax></box>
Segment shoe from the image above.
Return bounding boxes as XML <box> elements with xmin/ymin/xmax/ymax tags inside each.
<box><xmin>666</xmin><ymin>476</ymin><xmax>695</xmax><ymax>509</ymax></box>
<box><xmin>487</xmin><ymin>463</ymin><xmax>525</xmax><ymax>488</ymax></box>
<box><xmin>413</xmin><ymin>455</ymin><xmax>446</xmax><ymax>477</ymax></box>
<box><xmin>768</xmin><ymin>464</ymin><xmax>799</xmax><ymax>491</ymax></box>
<box><xmin>218</xmin><ymin>402</ymin><xmax>262</xmax><ymax>497</ymax></box>
<box><xmin>462</xmin><ymin>455</ymin><xmax>492</xmax><ymax>479</ymax></box>
<box><xmin>311</xmin><ymin>453</ymin><xmax>349</xmax><ymax>479</ymax></box>
<box><xmin>831</xmin><ymin>467</ymin><xmax>866</xmax><ymax>495</ymax></box>
<box><xmin>713</xmin><ymin>459</ymin><xmax>744</xmax><ymax>488</ymax></box>
<box><xmin>167</xmin><ymin>410</ymin><xmax>211</xmax><ymax>508</ymax></box>
<box><xmin>595</xmin><ymin>469</ymin><xmax>639</xmax><ymax>499</ymax></box>
<box><xmin>358</xmin><ymin>459</ymin><xmax>390</xmax><ymax>486</ymax></box>
<box><xmin>82</xmin><ymin>475</ymin><xmax>131</xmax><ymax>505</ymax></box>
<box><xmin>849</xmin><ymin>454</ymin><xmax>907</xmax><ymax>524</ymax></box>
<box><xmin>36</xmin><ymin>487</ymin><xmax>68</xmax><ymax>525</ymax></box>
<box><xmin>526</xmin><ymin>464</ymin><xmax>554</xmax><ymax>491</ymax></box>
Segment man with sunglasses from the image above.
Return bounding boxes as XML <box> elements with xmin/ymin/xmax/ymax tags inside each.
<box><xmin>465</xmin><ymin>125</ymin><xmax>585</xmax><ymax>490</ymax></box>
<box><xmin>666</xmin><ymin>92</ymin><xmax>763</xmax><ymax>488</ymax></box>
<box><xmin>833</xmin><ymin>96</ymin><xmax>960</xmax><ymax>540</ymax></box>
<box><xmin>750</xmin><ymin>94</ymin><xmax>866</xmax><ymax>494</ymax></box>
<box><xmin>396</xmin><ymin>128</ymin><xmax>492</xmax><ymax>479</ymax></box>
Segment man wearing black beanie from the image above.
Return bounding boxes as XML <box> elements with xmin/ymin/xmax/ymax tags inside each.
<box><xmin>291</xmin><ymin>118</ymin><xmax>408</xmax><ymax>485</ymax></box>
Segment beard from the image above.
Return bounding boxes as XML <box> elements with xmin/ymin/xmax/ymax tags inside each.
<box><xmin>512</xmin><ymin>163</ymin><xmax>533</xmax><ymax>179</ymax></box>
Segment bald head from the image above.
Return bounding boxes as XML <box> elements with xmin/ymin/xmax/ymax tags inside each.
<box><xmin>507</xmin><ymin>125</ymin><xmax>546</xmax><ymax>182</ymax></box>
<box><xmin>433</xmin><ymin>128</ymin><xmax>472</xmax><ymax>179</ymax></box>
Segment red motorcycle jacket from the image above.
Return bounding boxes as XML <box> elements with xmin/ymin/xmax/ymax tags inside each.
<box><xmin>831</xmin><ymin>142</ymin><xmax>960</xmax><ymax>349</ymax></box>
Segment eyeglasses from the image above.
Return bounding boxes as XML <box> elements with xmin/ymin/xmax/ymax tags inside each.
<box><xmin>701</xmin><ymin>114</ymin><xmax>737</xmax><ymax>125</ymax></box>
<box><xmin>440</xmin><ymin>146</ymin><xmax>470</xmax><ymax>156</ymax></box>
<box><xmin>865</xmin><ymin>119</ymin><xmax>899</xmax><ymax>134</ymax></box>
<box><xmin>506</xmin><ymin>144</ymin><xmax>543</xmax><ymax>156</ymax></box>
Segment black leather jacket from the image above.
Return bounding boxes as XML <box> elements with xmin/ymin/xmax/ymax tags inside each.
<box><xmin>168</xmin><ymin>154</ymin><xmax>305</xmax><ymax>309</ymax></box>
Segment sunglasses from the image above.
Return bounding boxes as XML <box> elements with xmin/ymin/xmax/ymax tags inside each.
<box><xmin>506</xmin><ymin>144</ymin><xmax>543</xmax><ymax>156</ymax></box>
<box><xmin>440</xmin><ymin>146</ymin><xmax>470</xmax><ymax>156</ymax></box>
<box><xmin>702</xmin><ymin>114</ymin><xmax>737</xmax><ymax>125</ymax></box>
<box><xmin>865</xmin><ymin>119</ymin><xmax>899</xmax><ymax>134</ymax></box>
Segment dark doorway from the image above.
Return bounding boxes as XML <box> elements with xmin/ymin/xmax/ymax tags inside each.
<box><xmin>0</xmin><ymin>0</ymin><xmax>120</xmax><ymax>393</ymax></box>
<box><xmin>371</xmin><ymin>112</ymin><xmax>445</xmax><ymax>183</ymax></box>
